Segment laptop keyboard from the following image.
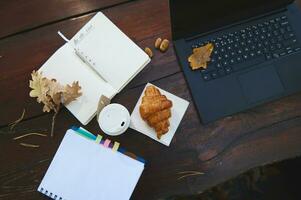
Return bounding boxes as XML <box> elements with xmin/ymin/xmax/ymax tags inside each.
<box><xmin>191</xmin><ymin>15</ymin><xmax>301</xmax><ymax>81</ymax></box>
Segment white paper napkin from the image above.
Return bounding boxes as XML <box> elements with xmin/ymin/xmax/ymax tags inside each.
<box><xmin>130</xmin><ymin>83</ymin><xmax>189</xmax><ymax>146</ymax></box>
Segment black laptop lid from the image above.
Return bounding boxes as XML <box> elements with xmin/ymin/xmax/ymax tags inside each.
<box><xmin>170</xmin><ymin>0</ymin><xmax>294</xmax><ymax>40</ymax></box>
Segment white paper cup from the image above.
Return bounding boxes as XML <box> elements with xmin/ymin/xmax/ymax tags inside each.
<box><xmin>98</xmin><ymin>104</ymin><xmax>130</xmax><ymax>136</ymax></box>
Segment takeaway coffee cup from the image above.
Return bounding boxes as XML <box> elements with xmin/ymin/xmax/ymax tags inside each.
<box><xmin>98</xmin><ymin>104</ymin><xmax>130</xmax><ymax>136</ymax></box>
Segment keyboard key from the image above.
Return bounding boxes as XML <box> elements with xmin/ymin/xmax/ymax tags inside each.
<box><xmin>211</xmin><ymin>72</ymin><xmax>218</xmax><ymax>79</ymax></box>
<box><xmin>283</xmin><ymin>38</ymin><xmax>297</xmax><ymax>47</ymax></box>
<box><xmin>280</xmin><ymin>51</ymin><xmax>286</xmax><ymax>56</ymax></box>
<box><xmin>202</xmin><ymin>74</ymin><xmax>211</xmax><ymax>81</ymax></box>
<box><xmin>192</xmin><ymin>44</ymin><xmax>198</xmax><ymax>49</ymax></box>
<box><xmin>286</xmin><ymin>46</ymin><xmax>292</xmax><ymax>51</ymax></box>
<box><xmin>276</xmin><ymin>43</ymin><xmax>282</xmax><ymax>49</ymax></box>
<box><xmin>223</xmin><ymin>61</ymin><xmax>228</xmax><ymax>66</ymax></box>
<box><xmin>225</xmin><ymin>67</ymin><xmax>232</xmax><ymax>74</ymax></box>
<box><xmin>218</xmin><ymin>69</ymin><xmax>225</xmax><ymax>76</ymax></box>
<box><xmin>277</xmin><ymin>35</ymin><xmax>283</xmax><ymax>41</ymax></box>
<box><xmin>236</xmin><ymin>56</ymin><xmax>243</xmax><ymax>62</ymax></box>
<box><xmin>281</xmin><ymin>21</ymin><xmax>289</xmax><ymax>26</ymax></box>
<box><xmin>230</xmin><ymin>58</ymin><xmax>236</xmax><ymax>64</ymax></box>
<box><xmin>281</xmin><ymin>16</ymin><xmax>287</xmax><ymax>20</ymax></box>
<box><xmin>284</xmin><ymin>33</ymin><xmax>295</xmax><ymax>39</ymax></box>
<box><xmin>216</xmin><ymin>63</ymin><xmax>222</xmax><ymax>69</ymax></box>
<box><xmin>273</xmin><ymin>53</ymin><xmax>280</xmax><ymax>58</ymax></box>
<box><xmin>280</xmin><ymin>28</ymin><xmax>285</xmax><ymax>34</ymax></box>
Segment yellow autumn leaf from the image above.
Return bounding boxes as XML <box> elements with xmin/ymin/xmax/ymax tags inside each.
<box><xmin>188</xmin><ymin>43</ymin><xmax>214</xmax><ymax>70</ymax></box>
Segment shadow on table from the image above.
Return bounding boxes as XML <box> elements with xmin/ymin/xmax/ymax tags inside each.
<box><xmin>166</xmin><ymin>156</ymin><xmax>301</xmax><ymax>200</ymax></box>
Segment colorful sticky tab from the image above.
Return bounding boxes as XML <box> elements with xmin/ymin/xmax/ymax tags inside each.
<box><xmin>112</xmin><ymin>142</ymin><xmax>120</xmax><ymax>152</ymax></box>
<box><xmin>95</xmin><ymin>135</ymin><xmax>103</xmax><ymax>144</ymax></box>
<box><xmin>103</xmin><ymin>139</ymin><xmax>111</xmax><ymax>148</ymax></box>
<box><xmin>72</xmin><ymin>127</ymin><xmax>97</xmax><ymax>141</ymax></box>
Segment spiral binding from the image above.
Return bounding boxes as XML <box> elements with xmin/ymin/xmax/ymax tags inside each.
<box><xmin>39</xmin><ymin>187</ymin><xmax>64</xmax><ymax>200</ymax></box>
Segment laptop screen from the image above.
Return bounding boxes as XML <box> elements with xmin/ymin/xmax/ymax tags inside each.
<box><xmin>170</xmin><ymin>0</ymin><xmax>293</xmax><ymax>40</ymax></box>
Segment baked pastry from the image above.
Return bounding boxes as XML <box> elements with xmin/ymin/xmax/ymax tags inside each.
<box><xmin>139</xmin><ymin>86</ymin><xmax>173</xmax><ymax>139</ymax></box>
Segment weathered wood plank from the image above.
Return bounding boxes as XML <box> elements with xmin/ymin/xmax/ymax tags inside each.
<box><xmin>0</xmin><ymin>0</ymin><xmax>132</xmax><ymax>39</ymax></box>
<box><xmin>0</xmin><ymin>0</ymin><xmax>173</xmax><ymax>126</ymax></box>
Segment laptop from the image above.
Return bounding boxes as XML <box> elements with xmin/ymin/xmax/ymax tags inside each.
<box><xmin>170</xmin><ymin>0</ymin><xmax>301</xmax><ymax>123</ymax></box>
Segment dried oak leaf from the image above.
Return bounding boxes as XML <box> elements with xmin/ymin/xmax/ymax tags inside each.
<box><xmin>44</xmin><ymin>78</ymin><xmax>64</xmax><ymax>106</ymax></box>
<box><xmin>188</xmin><ymin>43</ymin><xmax>214</xmax><ymax>70</ymax></box>
<box><xmin>43</xmin><ymin>78</ymin><xmax>64</xmax><ymax>112</ymax></box>
<box><xmin>62</xmin><ymin>81</ymin><xmax>82</xmax><ymax>105</ymax></box>
<box><xmin>29</xmin><ymin>71</ymin><xmax>48</xmax><ymax>103</ymax></box>
<box><xmin>29</xmin><ymin>71</ymin><xmax>82</xmax><ymax>113</ymax></box>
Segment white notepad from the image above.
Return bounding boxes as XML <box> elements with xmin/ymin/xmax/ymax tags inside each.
<box><xmin>39</xmin><ymin>12</ymin><xmax>150</xmax><ymax>125</ymax></box>
<box><xmin>38</xmin><ymin>128</ymin><xmax>144</xmax><ymax>200</ymax></box>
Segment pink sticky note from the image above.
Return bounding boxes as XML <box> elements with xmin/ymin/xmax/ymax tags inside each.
<box><xmin>103</xmin><ymin>139</ymin><xmax>111</xmax><ymax>148</ymax></box>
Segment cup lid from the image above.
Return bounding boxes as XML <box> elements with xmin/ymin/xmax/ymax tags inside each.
<box><xmin>98</xmin><ymin>104</ymin><xmax>130</xmax><ymax>136</ymax></box>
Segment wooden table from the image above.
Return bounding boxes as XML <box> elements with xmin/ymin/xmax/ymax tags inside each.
<box><xmin>1</xmin><ymin>0</ymin><xmax>301</xmax><ymax>199</ymax></box>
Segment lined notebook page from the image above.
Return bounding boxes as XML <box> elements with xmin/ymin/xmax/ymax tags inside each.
<box><xmin>71</xmin><ymin>12</ymin><xmax>150</xmax><ymax>92</ymax></box>
<box><xmin>38</xmin><ymin>129</ymin><xmax>144</xmax><ymax>200</ymax></box>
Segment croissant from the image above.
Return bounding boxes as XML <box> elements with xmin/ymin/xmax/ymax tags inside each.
<box><xmin>139</xmin><ymin>86</ymin><xmax>173</xmax><ymax>139</ymax></box>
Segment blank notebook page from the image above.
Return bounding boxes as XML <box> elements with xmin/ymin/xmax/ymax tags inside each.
<box><xmin>72</xmin><ymin>12</ymin><xmax>150</xmax><ymax>92</ymax></box>
<box><xmin>38</xmin><ymin>129</ymin><xmax>144</xmax><ymax>200</ymax></box>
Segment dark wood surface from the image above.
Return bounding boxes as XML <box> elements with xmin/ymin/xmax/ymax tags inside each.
<box><xmin>1</xmin><ymin>0</ymin><xmax>301</xmax><ymax>199</ymax></box>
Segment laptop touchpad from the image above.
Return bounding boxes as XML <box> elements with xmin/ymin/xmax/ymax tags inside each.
<box><xmin>238</xmin><ymin>65</ymin><xmax>284</xmax><ymax>104</ymax></box>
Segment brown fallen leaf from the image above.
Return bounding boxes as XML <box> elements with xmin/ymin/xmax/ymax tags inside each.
<box><xmin>29</xmin><ymin>71</ymin><xmax>49</xmax><ymax>104</ymax></box>
<box><xmin>62</xmin><ymin>81</ymin><xmax>82</xmax><ymax>105</ymax></box>
<box><xmin>29</xmin><ymin>71</ymin><xmax>82</xmax><ymax>137</ymax></box>
<box><xmin>188</xmin><ymin>43</ymin><xmax>214</xmax><ymax>70</ymax></box>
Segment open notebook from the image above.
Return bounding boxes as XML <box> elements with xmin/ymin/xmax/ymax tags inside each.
<box><xmin>39</xmin><ymin>12</ymin><xmax>150</xmax><ymax>125</ymax></box>
<box><xmin>38</xmin><ymin>127</ymin><xmax>145</xmax><ymax>200</ymax></box>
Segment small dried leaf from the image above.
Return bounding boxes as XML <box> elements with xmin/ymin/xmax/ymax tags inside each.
<box><xmin>44</xmin><ymin>78</ymin><xmax>64</xmax><ymax>106</ymax></box>
<box><xmin>144</xmin><ymin>47</ymin><xmax>153</xmax><ymax>58</ymax></box>
<box><xmin>29</xmin><ymin>71</ymin><xmax>49</xmax><ymax>103</ymax></box>
<box><xmin>188</xmin><ymin>43</ymin><xmax>214</xmax><ymax>70</ymax></box>
<box><xmin>62</xmin><ymin>81</ymin><xmax>82</xmax><ymax>105</ymax></box>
